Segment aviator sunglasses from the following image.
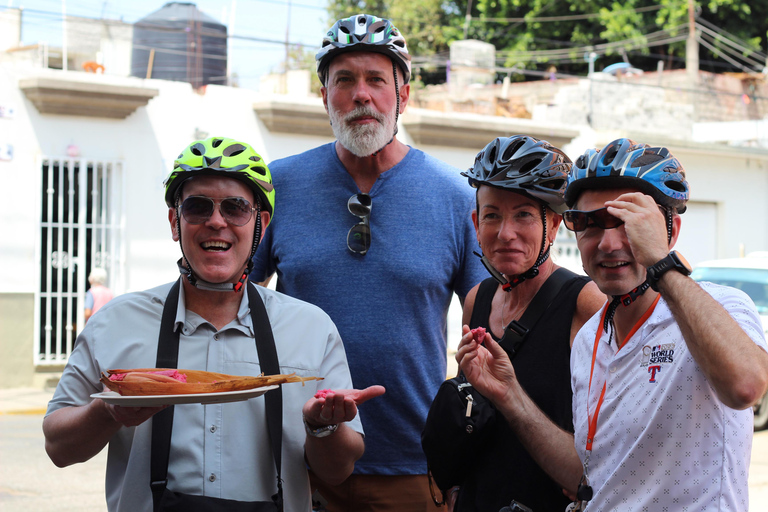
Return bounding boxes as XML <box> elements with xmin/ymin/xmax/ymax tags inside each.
<box><xmin>180</xmin><ymin>196</ymin><xmax>256</xmax><ymax>226</ymax></box>
<box><xmin>347</xmin><ymin>193</ymin><xmax>372</xmax><ymax>255</ymax></box>
<box><xmin>562</xmin><ymin>207</ymin><xmax>623</xmax><ymax>232</ymax></box>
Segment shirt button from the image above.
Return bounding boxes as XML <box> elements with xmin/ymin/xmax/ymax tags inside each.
<box><xmin>213</xmin><ymin>334</ymin><xmax>219</xmax><ymax>341</ymax></box>
<box><xmin>210</xmin><ymin>425</ymin><xmax>217</xmax><ymax>433</ymax></box>
<box><xmin>209</xmin><ymin>474</ymin><xmax>216</xmax><ymax>482</ymax></box>
<box><xmin>610</xmin><ymin>366</ymin><xmax>617</xmax><ymax>373</ymax></box>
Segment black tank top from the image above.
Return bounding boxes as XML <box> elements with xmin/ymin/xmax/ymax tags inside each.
<box><xmin>457</xmin><ymin>271</ymin><xmax>590</xmax><ymax>512</ymax></box>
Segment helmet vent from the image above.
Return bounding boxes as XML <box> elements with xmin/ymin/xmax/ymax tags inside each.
<box><xmin>519</xmin><ymin>158</ymin><xmax>541</xmax><ymax>176</ymax></box>
<box><xmin>223</xmin><ymin>144</ymin><xmax>247</xmax><ymax>157</ymax></box>
<box><xmin>504</xmin><ymin>138</ymin><xmax>526</xmax><ymax>160</ymax></box>
<box><xmin>340</xmin><ymin>26</ymin><xmax>350</xmax><ymax>35</ymax></box>
<box><xmin>251</xmin><ymin>166</ymin><xmax>267</xmax><ymax>176</ymax></box>
<box><xmin>666</xmin><ymin>180</ymin><xmax>686</xmax><ymax>192</ymax></box>
<box><xmin>211</xmin><ymin>139</ymin><xmax>223</xmax><ymax>148</ymax></box>
<box><xmin>633</xmin><ymin>153</ymin><xmax>663</xmax><ymax>167</ymax></box>
<box><xmin>190</xmin><ymin>143</ymin><xmax>206</xmax><ymax>156</ymax></box>
<box><xmin>603</xmin><ymin>145</ymin><xmax>619</xmax><ymax>165</ymax></box>
<box><xmin>249</xmin><ymin>155</ymin><xmax>262</xmax><ymax>162</ymax></box>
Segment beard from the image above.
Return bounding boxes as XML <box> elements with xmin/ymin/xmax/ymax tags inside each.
<box><xmin>329</xmin><ymin>105</ymin><xmax>396</xmax><ymax>157</ymax></box>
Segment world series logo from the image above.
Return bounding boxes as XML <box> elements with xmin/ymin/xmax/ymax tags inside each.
<box><xmin>640</xmin><ymin>343</ymin><xmax>676</xmax><ymax>383</ymax></box>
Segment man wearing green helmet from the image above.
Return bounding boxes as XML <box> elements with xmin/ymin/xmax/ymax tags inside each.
<box><xmin>456</xmin><ymin>139</ymin><xmax>768</xmax><ymax>511</ymax></box>
<box><xmin>250</xmin><ymin>13</ymin><xmax>486</xmax><ymax>511</ymax></box>
<box><xmin>44</xmin><ymin>137</ymin><xmax>385</xmax><ymax>511</ymax></box>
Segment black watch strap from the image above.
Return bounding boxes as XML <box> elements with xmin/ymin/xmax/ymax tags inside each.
<box><xmin>646</xmin><ymin>251</ymin><xmax>691</xmax><ymax>291</ymax></box>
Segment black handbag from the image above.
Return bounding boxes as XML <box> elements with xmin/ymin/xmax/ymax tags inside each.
<box><xmin>150</xmin><ymin>281</ymin><xmax>284</xmax><ymax>511</ymax></box>
<box><xmin>421</xmin><ymin>269</ymin><xmax>572</xmax><ymax>495</ymax></box>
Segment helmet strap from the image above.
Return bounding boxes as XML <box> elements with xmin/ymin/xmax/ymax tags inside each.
<box><xmin>474</xmin><ymin>204</ymin><xmax>551</xmax><ymax>291</ymax></box>
<box><xmin>370</xmin><ymin>61</ymin><xmax>400</xmax><ymax>157</ymax></box>
<box><xmin>174</xmin><ymin>201</ymin><xmax>264</xmax><ymax>293</ymax></box>
<box><xmin>602</xmin><ymin>280</ymin><xmax>652</xmax><ymax>333</ymax></box>
<box><xmin>504</xmin><ymin>204</ymin><xmax>550</xmax><ymax>289</ymax></box>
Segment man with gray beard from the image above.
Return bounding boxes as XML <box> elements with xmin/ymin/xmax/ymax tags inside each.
<box><xmin>249</xmin><ymin>13</ymin><xmax>486</xmax><ymax>511</ymax></box>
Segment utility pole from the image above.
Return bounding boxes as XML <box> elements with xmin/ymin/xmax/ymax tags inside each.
<box><xmin>686</xmin><ymin>0</ymin><xmax>698</xmax><ymax>87</ymax></box>
<box><xmin>463</xmin><ymin>0</ymin><xmax>473</xmax><ymax>40</ymax></box>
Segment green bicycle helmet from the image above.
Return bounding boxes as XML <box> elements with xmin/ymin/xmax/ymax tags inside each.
<box><xmin>316</xmin><ymin>13</ymin><xmax>411</xmax><ymax>86</ymax></box>
<box><xmin>164</xmin><ymin>137</ymin><xmax>275</xmax><ymax>215</ymax></box>
<box><xmin>163</xmin><ymin>137</ymin><xmax>275</xmax><ymax>292</ymax></box>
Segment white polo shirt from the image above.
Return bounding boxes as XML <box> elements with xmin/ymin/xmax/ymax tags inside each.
<box><xmin>571</xmin><ymin>282</ymin><xmax>766</xmax><ymax>511</ymax></box>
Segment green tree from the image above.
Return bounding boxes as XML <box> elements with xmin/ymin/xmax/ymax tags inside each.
<box><xmin>326</xmin><ymin>0</ymin><xmax>768</xmax><ymax>83</ymax></box>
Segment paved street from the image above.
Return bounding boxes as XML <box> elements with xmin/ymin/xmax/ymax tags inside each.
<box><xmin>1</xmin><ymin>410</ymin><xmax>767</xmax><ymax>511</ymax></box>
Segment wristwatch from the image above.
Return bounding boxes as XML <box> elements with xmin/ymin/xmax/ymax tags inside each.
<box><xmin>646</xmin><ymin>251</ymin><xmax>692</xmax><ymax>291</ymax></box>
<box><xmin>303</xmin><ymin>415</ymin><xmax>339</xmax><ymax>438</ymax></box>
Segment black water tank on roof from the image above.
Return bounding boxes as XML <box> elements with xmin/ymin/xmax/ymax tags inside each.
<box><xmin>131</xmin><ymin>2</ymin><xmax>227</xmax><ymax>87</ymax></box>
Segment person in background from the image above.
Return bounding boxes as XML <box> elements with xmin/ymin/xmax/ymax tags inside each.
<box><xmin>84</xmin><ymin>267</ymin><xmax>113</xmax><ymax>323</ymax></box>
<box><xmin>44</xmin><ymin>137</ymin><xmax>383</xmax><ymax>512</ymax></box>
<box><xmin>456</xmin><ymin>138</ymin><xmax>768</xmax><ymax>511</ymax></box>
<box><xmin>249</xmin><ymin>13</ymin><xmax>487</xmax><ymax>511</ymax></box>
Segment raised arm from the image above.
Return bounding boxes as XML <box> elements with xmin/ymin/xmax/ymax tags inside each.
<box><xmin>655</xmin><ymin>271</ymin><xmax>768</xmax><ymax>409</ymax></box>
<box><xmin>607</xmin><ymin>192</ymin><xmax>768</xmax><ymax>410</ymax></box>
<box><xmin>456</xmin><ymin>326</ymin><xmax>583</xmax><ymax>493</ymax></box>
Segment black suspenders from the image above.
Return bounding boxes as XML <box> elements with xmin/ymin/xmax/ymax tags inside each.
<box><xmin>150</xmin><ymin>280</ymin><xmax>284</xmax><ymax>511</ymax></box>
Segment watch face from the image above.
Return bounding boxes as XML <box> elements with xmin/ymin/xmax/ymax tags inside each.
<box><xmin>673</xmin><ymin>251</ymin><xmax>692</xmax><ymax>273</ymax></box>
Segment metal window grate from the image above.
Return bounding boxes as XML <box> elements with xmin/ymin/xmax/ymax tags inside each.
<box><xmin>37</xmin><ymin>157</ymin><xmax>123</xmax><ymax>365</ymax></box>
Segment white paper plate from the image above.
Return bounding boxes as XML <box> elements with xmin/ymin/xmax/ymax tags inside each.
<box><xmin>91</xmin><ymin>385</ymin><xmax>279</xmax><ymax>407</ymax></box>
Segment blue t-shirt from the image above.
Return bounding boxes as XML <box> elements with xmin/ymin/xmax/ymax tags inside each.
<box><xmin>250</xmin><ymin>143</ymin><xmax>486</xmax><ymax>474</ymax></box>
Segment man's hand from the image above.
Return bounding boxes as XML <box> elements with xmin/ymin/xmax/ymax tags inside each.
<box><xmin>103</xmin><ymin>402</ymin><xmax>167</xmax><ymax>428</ymax></box>
<box><xmin>302</xmin><ymin>385</ymin><xmax>386</xmax><ymax>427</ymax></box>
<box><xmin>604</xmin><ymin>192</ymin><xmax>670</xmax><ymax>266</ymax></box>
<box><xmin>456</xmin><ymin>325</ymin><xmax>516</xmax><ymax>404</ymax></box>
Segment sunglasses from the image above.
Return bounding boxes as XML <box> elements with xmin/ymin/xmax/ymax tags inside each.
<box><xmin>347</xmin><ymin>193</ymin><xmax>372</xmax><ymax>255</ymax></box>
<box><xmin>180</xmin><ymin>196</ymin><xmax>256</xmax><ymax>226</ymax></box>
<box><xmin>562</xmin><ymin>207</ymin><xmax>623</xmax><ymax>232</ymax></box>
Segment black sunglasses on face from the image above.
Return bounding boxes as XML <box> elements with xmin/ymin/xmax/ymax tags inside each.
<box><xmin>347</xmin><ymin>193</ymin><xmax>372</xmax><ymax>255</ymax></box>
<box><xmin>562</xmin><ymin>207</ymin><xmax>623</xmax><ymax>232</ymax></box>
<box><xmin>180</xmin><ymin>196</ymin><xmax>255</xmax><ymax>226</ymax></box>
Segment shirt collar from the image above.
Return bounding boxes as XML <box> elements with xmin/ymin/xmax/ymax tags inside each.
<box><xmin>172</xmin><ymin>282</ymin><xmax>254</xmax><ymax>335</ymax></box>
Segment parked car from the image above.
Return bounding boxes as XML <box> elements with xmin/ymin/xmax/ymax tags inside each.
<box><xmin>690</xmin><ymin>252</ymin><xmax>768</xmax><ymax>431</ymax></box>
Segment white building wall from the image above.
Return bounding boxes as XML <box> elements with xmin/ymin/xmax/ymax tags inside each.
<box><xmin>3</xmin><ymin>62</ymin><xmax>768</xmax><ymax>386</ymax></box>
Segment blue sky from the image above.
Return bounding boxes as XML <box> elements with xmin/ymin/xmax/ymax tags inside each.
<box><xmin>8</xmin><ymin>0</ymin><xmax>331</xmax><ymax>89</ymax></box>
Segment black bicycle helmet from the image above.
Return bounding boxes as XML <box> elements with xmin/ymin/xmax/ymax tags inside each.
<box><xmin>462</xmin><ymin>135</ymin><xmax>571</xmax><ymax>213</ymax></box>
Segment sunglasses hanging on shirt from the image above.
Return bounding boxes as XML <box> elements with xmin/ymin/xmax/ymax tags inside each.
<box><xmin>347</xmin><ymin>193</ymin><xmax>372</xmax><ymax>255</ymax></box>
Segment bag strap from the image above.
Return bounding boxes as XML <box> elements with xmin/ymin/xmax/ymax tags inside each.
<box><xmin>497</xmin><ymin>267</ymin><xmax>573</xmax><ymax>359</ymax></box>
<box><xmin>150</xmin><ymin>280</ymin><xmax>284</xmax><ymax>512</ymax></box>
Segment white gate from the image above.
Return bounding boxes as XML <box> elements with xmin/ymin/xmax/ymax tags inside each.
<box><xmin>36</xmin><ymin>157</ymin><xmax>124</xmax><ymax>365</ymax></box>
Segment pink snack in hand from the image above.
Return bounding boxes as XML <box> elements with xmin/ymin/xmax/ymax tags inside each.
<box><xmin>315</xmin><ymin>389</ymin><xmax>333</xmax><ymax>399</ymax></box>
<box><xmin>471</xmin><ymin>327</ymin><xmax>487</xmax><ymax>344</ymax></box>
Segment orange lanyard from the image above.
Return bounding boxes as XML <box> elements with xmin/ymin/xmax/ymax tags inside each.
<box><xmin>585</xmin><ymin>295</ymin><xmax>660</xmax><ymax>452</ymax></box>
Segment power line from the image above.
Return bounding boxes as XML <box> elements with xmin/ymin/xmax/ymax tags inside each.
<box><xmin>470</xmin><ymin>4</ymin><xmax>664</xmax><ymax>23</ymax></box>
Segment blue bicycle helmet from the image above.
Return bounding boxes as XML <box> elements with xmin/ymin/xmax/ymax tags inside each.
<box><xmin>462</xmin><ymin>135</ymin><xmax>571</xmax><ymax>213</ymax></box>
<box><xmin>564</xmin><ymin>138</ymin><xmax>689</xmax><ymax>213</ymax></box>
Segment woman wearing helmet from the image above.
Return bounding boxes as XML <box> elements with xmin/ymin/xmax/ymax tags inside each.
<box><xmin>446</xmin><ymin>136</ymin><xmax>604</xmax><ymax>511</ymax></box>
<box><xmin>164</xmin><ymin>136</ymin><xmax>275</xmax><ymax>292</ymax></box>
